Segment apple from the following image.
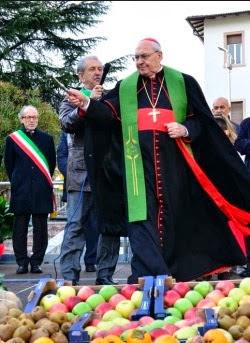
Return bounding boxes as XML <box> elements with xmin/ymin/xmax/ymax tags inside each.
<box><xmin>164</xmin><ymin>316</ymin><xmax>179</xmax><ymax>324</ymax></box>
<box><xmin>89</xmin><ymin>318</ymin><xmax>101</xmax><ymax>327</ymax></box>
<box><xmin>77</xmin><ymin>286</ymin><xmax>95</xmax><ymax>301</ymax></box>
<box><xmin>215</xmin><ymin>280</ymin><xmax>235</xmax><ymax>296</ymax></box>
<box><xmin>86</xmin><ymin>293</ymin><xmax>106</xmax><ymax>309</ymax></box>
<box><xmin>40</xmin><ymin>294</ymin><xmax>61</xmax><ymax>311</ymax></box>
<box><xmin>193</xmin><ymin>281</ymin><xmax>213</xmax><ymax>297</ymax></box>
<box><xmin>84</xmin><ymin>326</ymin><xmax>97</xmax><ymax>339</ymax></box>
<box><xmin>165</xmin><ymin>307</ymin><xmax>182</xmax><ymax>319</ymax></box>
<box><xmin>164</xmin><ymin>290</ymin><xmax>181</xmax><ymax>307</ymax></box>
<box><xmin>185</xmin><ymin>290</ymin><xmax>203</xmax><ymax>306</ymax></box>
<box><xmin>108</xmin><ymin>326</ymin><xmax>124</xmax><ymax>336</ymax></box>
<box><xmin>174</xmin><ymin>319</ymin><xmax>191</xmax><ymax>329</ymax></box>
<box><xmin>174</xmin><ymin>298</ymin><xmax>193</xmax><ymax>315</ymax></box>
<box><xmin>173</xmin><ymin>282</ymin><xmax>190</xmax><ymax>296</ymax></box>
<box><xmin>95</xmin><ymin>302</ymin><xmax>114</xmax><ymax>316</ymax></box>
<box><xmin>120</xmin><ymin>284</ymin><xmax>138</xmax><ymax>299</ymax></box>
<box><xmin>120</xmin><ymin>329</ymin><xmax>134</xmax><ymax>342</ymax></box>
<box><xmin>48</xmin><ymin>302</ymin><xmax>68</xmax><ymax>313</ymax></box>
<box><xmin>122</xmin><ymin>320</ymin><xmax>139</xmax><ymax>331</ymax></box>
<box><xmin>93</xmin><ymin>329</ymin><xmax>109</xmax><ymax>339</ymax></box>
<box><xmin>184</xmin><ymin>307</ymin><xmax>201</xmax><ymax>320</ymax></box>
<box><xmin>239</xmin><ymin>295</ymin><xmax>250</xmax><ymax>305</ymax></box>
<box><xmin>228</xmin><ymin>287</ymin><xmax>246</xmax><ymax>304</ymax></box>
<box><xmin>206</xmin><ymin>289</ymin><xmax>225</xmax><ymax>305</ymax></box>
<box><xmin>72</xmin><ymin>301</ymin><xmax>92</xmax><ymax>316</ymax></box>
<box><xmin>131</xmin><ymin>290</ymin><xmax>143</xmax><ymax>308</ymax></box>
<box><xmin>174</xmin><ymin>326</ymin><xmax>198</xmax><ymax>340</ymax></box>
<box><xmin>196</xmin><ymin>298</ymin><xmax>216</xmax><ymax>309</ymax></box>
<box><xmin>111</xmin><ymin>317</ymin><xmax>130</xmax><ymax>326</ymax></box>
<box><xmin>102</xmin><ymin>309</ymin><xmax>122</xmax><ymax>321</ymax></box>
<box><xmin>96</xmin><ymin>321</ymin><xmax>114</xmax><ymax>331</ymax></box>
<box><xmin>138</xmin><ymin>316</ymin><xmax>155</xmax><ymax>326</ymax></box>
<box><xmin>115</xmin><ymin>300</ymin><xmax>135</xmax><ymax>318</ymax></box>
<box><xmin>66</xmin><ymin>312</ymin><xmax>75</xmax><ymax>321</ymax></box>
<box><xmin>109</xmin><ymin>293</ymin><xmax>127</xmax><ymax>308</ymax></box>
<box><xmin>98</xmin><ymin>285</ymin><xmax>118</xmax><ymax>301</ymax></box>
<box><xmin>218</xmin><ymin>296</ymin><xmax>238</xmax><ymax>312</ymax></box>
<box><xmin>147</xmin><ymin>319</ymin><xmax>165</xmax><ymax>331</ymax></box>
<box><xmin>162</xmin><ymin>324</ymin><xmax>178</xmax><ymax>336</ymax></box>
<box><xmin>63</xmin><ymin>295</ymin><xmax>82</xmax><ymax>311</ymax></box>
<box><xmin>239</xmin><ymin>277</ymin><xmax>250</xmax><ymax>295</ymax></box>
<box><xmin>150</xmin><ymin>328</ymin><xmax>168</xmax><ymax>340</ymax></box>
<box><xmin>56</xmin><ymin>285</ymin><xmax>76</xmax><ymax>302</ymax></box>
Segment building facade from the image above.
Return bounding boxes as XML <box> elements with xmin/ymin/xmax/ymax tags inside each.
<box><xmin>187</xmin><ymin>10</ymin><xmax>250</xmax><ymax>122</ymax></box>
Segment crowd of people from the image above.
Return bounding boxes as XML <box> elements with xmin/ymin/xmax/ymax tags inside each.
<box><xmin>3</xmin><ymin>37</ymin><xmax>250</xmax><ymax>283</ymax></box>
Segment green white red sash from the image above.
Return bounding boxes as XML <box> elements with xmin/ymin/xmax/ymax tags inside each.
<box><xmin>9</xmin><ymin>130</ymin><xmax>53</xmax><ymax>187</ymax></box>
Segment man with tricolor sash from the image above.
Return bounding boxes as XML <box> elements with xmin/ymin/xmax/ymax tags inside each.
<box><xmin>63</xmin><ymin>38</ymin><xmax>250</xmax><ymax>283</ymax></box>
<box><xmin>4</xmin><ymin>105</ymin><xmax>56</xmax><ymax>274</ymax></box>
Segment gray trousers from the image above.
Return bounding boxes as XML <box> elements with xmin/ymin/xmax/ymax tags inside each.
<box><xmin>96</xmin><ymin>234</ymin><xmax>120</xmax><ymax>279</ymax></box>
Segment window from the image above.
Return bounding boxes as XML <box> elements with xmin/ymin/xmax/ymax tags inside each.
<box><xmin>226</xmin><ymin>33</ymin><xmax>243</xmax><ymax>65</ymax></box>
<box><xmin>231</xmin><ymin>101</ymin><xmax>243</xmax><ymax>124</ymax></box>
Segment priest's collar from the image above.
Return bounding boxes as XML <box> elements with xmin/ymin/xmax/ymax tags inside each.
<box><xmin>141</xmin><ymin>66</ymin><xmax>164</xmax><ymax>81</ymax></box>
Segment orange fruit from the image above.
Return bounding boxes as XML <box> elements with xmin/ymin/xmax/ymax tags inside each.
<box><xmin>33</xmin><ymin>338</ymin><xmax>54</xmax><ymax>343</ymax></box>
<box><xmin>203</xmin><ymin>329</ymin><xmax>228</xmax><ymax>343</ymax></box>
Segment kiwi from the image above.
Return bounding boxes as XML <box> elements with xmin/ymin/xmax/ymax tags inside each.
<box><xmin>13</xmin><ymin>325</ymin><xmax>32</xmax><ymax>341</ymax></box>
<box><xmin>236</xmin><ymin>315</ymin><xmax>250</xmax><ymax>329</ymax></box>
<box><xmin>60</xmin><ymin>322</ymin><xmax>71</xmax><ymax>335</ymax></box>
<box><xmin>50</xmin><ymin>331</ymin><xmax>68</xmax><ymax>343</ymax></box>
<box><xmin>8</xmin><ymin>308</ymin><xmax>22</xmax><ymax>318</ymax></box>
<box><xmin>243</xmin><ymin>326</ymin><xmax>250</xmax><ymax>341</ymax></box>
<box><xmin>0</xmin><ymin>323</ymin><xmax>16</xmax><ymax>341</ymax></box>
<box><xmin>49</xmin><ymin>312</ymin><xmax>68</xmax><ymax>325</ymax></box>
<box><xmin>42</xmin><ymin>321</ymin><xmax>60</xmax><ymax>335</ymax></box>
<box><xmin>6</xmin><ymin>338</ymin><xmax>25</xmax><ymax>343</ymax></box>
<box><xmin>30</xmin><ymin>306</ymin><xmax>47</xmax><ymax>322</ymax></box>
<box><xmin>218</xmin><ymin>314</ymin><xmax>236</xmax><ymax>330</ymax></box>
<box><xmin>29</xmin><ymin>328</ymin><xmax>50</xmax><ymax>343</ymax></box>
<box><xmin>228</xmin><ymin>324</ymin><xmax>244</xmax><ymax>340</ymax></box>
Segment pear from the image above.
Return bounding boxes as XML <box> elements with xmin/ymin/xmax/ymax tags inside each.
<box><xmin>31</xmin><ymin>306</ymin><xmax>47</xmax><ymax>322</ymax></box>
<box><xmin>228</xmin><ymin>325</ymin><xmax>244</xmax><ymax>340</ymax></box>
<box><xmin>236</xmin><ymin>315</ymin><xmax>250</xmax><ymax>329</ymax></box>
<box><xmin>60</xmin><ymin>322</ymin><xmax>71</xmax><ymax>335</ymax></box>
<box><xmin>29</xmin><ymin>328</ymin><xmax>50</xmax><ymax>343</ymax></box>
<box><xmin>8</xmin><ymin>308</ymin><xmax>22</xmax><ymax>318</ymax></box>
<box><xmin>0</xmin><ymin>323</ymin><xmax>16</xmax><ymax>341</ymax></box>
<box><xmin>35</xmin><ymin>318</ymin><xmax>51</xmax><ymax>328</ymax></box>
<box><xmin>218</xmin><ymin>315</ymin><xmax>236</xmax><ymax>330</ymax></box>
<box><xmin>43</xmin><ymin>321</ymin><xmax>60</xmax><ymax>335</ymax></box>
<box><xmin>13</xmin><ymin>325</ymin><xmax>32</xmax><ymax>341</ymax></box>
<box><xmin>50</xmin><ymin>331</ymin><xmax>68</xmax><ymax>343</ymax></box>
<box><xmin>19</xmin><ymin>318</ymin><xmax>35</xmax><ymax>330</ymax></box>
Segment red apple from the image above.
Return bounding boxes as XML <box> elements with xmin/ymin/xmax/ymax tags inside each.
<box><xmin>138</xmin><ymin>316</ymin><xmax>155</xmax><ymax>326</ymax></box>
<box><xmin>150</xmin><ymin>328</ymin><xmax>168</xmax><ymax>340</ymax></box>
<box><xmin>108</xmin><ymin>326</ymin><xmax>124</xmax><ymax>336</ymax></box>
<box><xmin>206</xmin><ymin>289</ymin><xmax>225</xmax><ymax>305</ymax></box>
<box><xmin>95</xmin><ymin>301</ymin><xmax>114</xmax><ymax>317</ymax></box>
<box><xmin>122</xmin><ymin>320</ymin><xmax>139</xmax><ymax>331</ymax></box>
<box><xmin>77</xmin><ymin>286</ymin><xmax>95</xmax><ymax>301</ymax></box>
<box><xmin>174</xmin><ymin>319</ymin><xmax>190</xmax><ymax>328</ymax></box>
<box><xmin>64</xmin><ymin>295</ymin><xmax>82</xmax><ymax>311</ymax></box>
<box><xmin>173</xmin><ymin>282</ymin><xmax>190</xmax><ymax>296</ymax></box>
<box><xmin>49</xmin><ymin>302</ymin><xmax>68</xmax><ymax>313</ymax></box>
<box><xmin>93</xmin><ymin>329</ymin><xmax>109</xmax><ymax>339</ymax></box>
<box><xmin>89</xmin><ymin>318</ymin><xmax>101</xmax><ymax>327</ymax></box>
<box><xmin>196</xmin><ymin>298</ymin><xmax>216</xmax><ymax>309</ymax></box>
<box><xmin>120</xmin><ymin>284</ymin><xmax>138</xmax><ymax>299</ymax></box>
<box><xmin>162</xmin><ymin>324</ymin><xmax>178</xmax><ymax>335</ymax></box>
<box><xmin>164</xmin><ymin>290</ymin><xmax>181</xmax><ymax>307</ymax></box>
<box><xmin>184</xmin><ymin>307</ymin><xmax>200</xmax><ymax>320</ymax></box>
<box><xmin>215</xmin><ymin>280</ymin><xmax>235</xmax><ymax>296</ymax></box>
<box><xmin>109</xmin><ymin>293</ymin><xmax>127</xmax><ymax>308</ymax></box>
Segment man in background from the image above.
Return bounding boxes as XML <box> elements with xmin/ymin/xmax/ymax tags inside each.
<box><xmin>212</xmin><ymin>97</ymin><xmax>239</xmax><ymax>133</ymax></box>
<box><xmin>4</xmin><ymin>105</ymin><xmax>56</xmax><ymax>274</ymax></box>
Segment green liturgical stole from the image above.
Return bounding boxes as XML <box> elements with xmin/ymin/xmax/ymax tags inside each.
<box><xmin>119</xmin><ymin>66</ymin><xmax>187</xmax><ymax>222</ymax></box>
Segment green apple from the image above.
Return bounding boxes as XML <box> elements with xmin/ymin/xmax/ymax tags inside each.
<box><xmin>40</xmin><ymin>294</ymin><xmax>61</xmax><ymax>311</ymax></box>
<box><xmin>174</xmin><ymin>298</ymin><xmax>193</xmax><ymax>314</ymax></box>
<box><xmin>56</xmin><ymin>285</ymin><xmax>76</xmax><ymax>302</ymax></box>
<box><xmin>115</xmin><ymin>299</ymin><xmax>135</xmax><ymax>318</ymax></box>
<box><xmin>131</xmin><ymin>290</ymin><xmax>143</xmax><ymax>308</ymax></box>
<box><xmin>72</xmin><ymin>301</ymin><xmax>92</xmax><ymax>315</ymax></box>
<box><xmin>84</xmin><ymin>326</ymin><xmax>97</xmax><ymax>339</ymax></box>
<box><xmin>102</xmin><ymin>309</ymin><xmax>122</xmax><ymax>321</ymax></box>
<box><xmin>86</xmin><ymin>293</ymin><xmax>106</xmax><ymax>309</ymax></box>
<box><xmin>111</xmin><ymin>317</ymin><xmax>130</xmax><ymax>326</ymax></box>
<box><xmin>163</xmin><ymin>315</ymin><xmax>179</xmax><ymax>324</ymax></box>
<box><xmin>96</xmin><ymin>321</ymin><xmax>114</xmax><ymax>331</ymax></box>
<box><xmin>185</xmin><ymin>290</ymin><xmax>203</xmax><ymax>306</ymax></box>
<box><xmin>165</xmin><ymin>307</ymin><xmax>182</xmax><ymax>319</ymax></box>
<box><xmin>218</xmin><ymin>296</ymin><xmax>238</xmax><ymax>312</ymax></box>
<box><xmin>193</xmin><ymin>281</ymin><xmax>213</xmax><ymax>297</ymax></box>
<box><xmin>174</xmin><ymin>326</ymin><xmax>198</xmax><ymax>340</ymax></box>
<box><xmin>228</xmin><ymin>287</ymin><xmax>246</xmax><ymax>303</ymax></box>
<box><xmin>147</xmin><ymin>319</ymin><xmax>165</xmax><ymax>331</ymax></box>
<box><xmin>239</xmin><ymin>277</ymin><xmax>250</xmax><ymax>295</ymax></box>
<box><xmin>98</xmin><ymin>285</ymin><xmax>118</xmax><ymax>301</ymax></box>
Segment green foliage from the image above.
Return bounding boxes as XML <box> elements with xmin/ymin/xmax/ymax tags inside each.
<box><xmin>0</xmin><ymin>81</ymin><xmax>60</xmax><ymax>179</ymax></box>
<box><xmin>0</xmin><ymin>196</ymin><xmax>13</xmax><ymax>243</ymax></box>
<box><xmin>0</xmin><ymin>1</ymin><xmax>129</xmax><ymax>109</ymax></box>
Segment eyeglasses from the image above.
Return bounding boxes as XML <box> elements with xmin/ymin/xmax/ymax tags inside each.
<box><xmin>132</xmin><ymin>51</ymin><xmax>159</xmax><ymax>61</ymax></box>
<box><xmin>22</xmin><ymin>116</ymin><xmax>39</xmax><ymax>120</ymax></box>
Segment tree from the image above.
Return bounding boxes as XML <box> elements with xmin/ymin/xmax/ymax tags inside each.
<box><xmin>0</xmin><ymin>1</ymin><xmax>129</xmax><ymax>109</ymax></box>
<box><xmin>0</xmin><ymin>81</ymin><xmax>60</xmax><ymax>180</ymax></box>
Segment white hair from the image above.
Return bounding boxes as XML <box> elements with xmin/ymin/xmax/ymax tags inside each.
<box><xmin>18</xmin><ymin>105</ymin><xmax>39</xmax><ymax>119</ymax></box>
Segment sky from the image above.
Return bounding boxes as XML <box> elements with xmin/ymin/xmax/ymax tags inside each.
<box><xmin>88</xmin><ymin>1</ymin><xmax>250</xmax><ymax>89</ymax></box>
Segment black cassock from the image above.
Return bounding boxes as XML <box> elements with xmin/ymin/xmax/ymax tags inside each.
<box><xmin>85</xmin><ymin>69</ymin><xmax>250</xmax><ymax>283</ymax></box>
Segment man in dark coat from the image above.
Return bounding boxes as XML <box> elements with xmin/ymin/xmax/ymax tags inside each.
<box><xmin>4</xmin><ymin>105</ymin><xmax>56</xmax><ymax>274</ymax></box>
<box><xmin>63</xmin><ymin>38</ymin><xmax>250</xmax><ymax>283</ymax></box>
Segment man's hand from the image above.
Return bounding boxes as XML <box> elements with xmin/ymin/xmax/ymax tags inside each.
<box><xmin>67</xmin><ymin>89</ymin><xmax>88</xmax><ymax>108</ymax></box>
<box><xmin>165</xmin><ymin>122</ymin><xmax>189</xmax><ymax>138</ymax></box>
<box><xmin>90</xmin><ymin>85</ymin><xmax>103</xmax><ymax>99</ymax></box>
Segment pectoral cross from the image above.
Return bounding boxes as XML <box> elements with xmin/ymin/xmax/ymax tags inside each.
<box><xmin>148</xmin><ymin>108</ymin><xmax>160</xmax><ymax>123</ymax></box>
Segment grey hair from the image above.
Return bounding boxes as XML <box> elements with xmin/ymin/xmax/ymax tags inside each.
<box><xmin>76</xmin><ymin>55</ymin><xmax>103</xmax><ymax>74</ymax></box>
<box><xmin>18</xmin><ymin>105</ymin><xmax>39</xmax><ymax>119</ymax></box>
<box><xmin>139</xmin><ymin>39</ymin><xmax>162</xmax><ymax>52</ymax></box>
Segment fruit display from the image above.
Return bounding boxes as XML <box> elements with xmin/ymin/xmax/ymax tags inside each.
<box><xmin>4</xmin><ymin>277</ymin><xmax>250</xmax><ymax>342</ymax></box>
